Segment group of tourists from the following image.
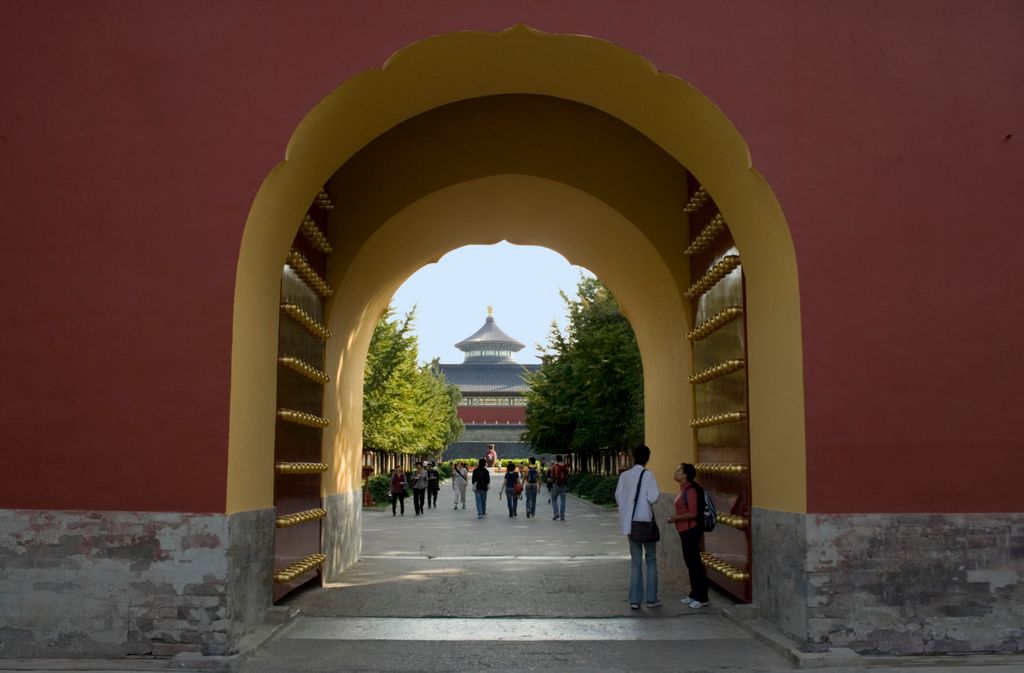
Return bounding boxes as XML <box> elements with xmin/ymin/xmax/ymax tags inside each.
<box><xmin>386</xmin><ymin>455</ymin><xmax>571</xmax><ymax>521</ymax></box>
<box><xmin>387</xmin><ymin>460</ymin><xmax>442</xmax><ymax>516</ymax></box>
<box><xmin>461</xmin><ymin>455</ymin><xmax>571</xmax><ymax>520</ymax></box>
<box><xmin>614</xmin><ymin>443</ymin><xmax>710</xmax><ymax>610</ymax></box>
<box><xmin>385</xmin><ymin>445</ymin><xmax>712</xmax><ymax>611</ymax></box>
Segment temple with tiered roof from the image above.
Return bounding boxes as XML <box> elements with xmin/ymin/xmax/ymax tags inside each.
<box><xmin>439</xmin><ymin>308</ymin><xmax>540</xmax><ymax>461</ymax></box>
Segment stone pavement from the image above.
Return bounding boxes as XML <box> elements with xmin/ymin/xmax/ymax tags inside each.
<box><xmin>3</xmin><ymin>489</ymin><xmax>1022</xmax><ymax>672</ymax></box>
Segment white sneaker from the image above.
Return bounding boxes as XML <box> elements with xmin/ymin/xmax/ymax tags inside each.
<box><xmin>688</xmin><ymin>600</ymin><xmax>709</xmax><ymax>609</ymax></box>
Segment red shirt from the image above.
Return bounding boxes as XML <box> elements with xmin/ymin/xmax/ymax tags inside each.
<box><xmin>674</xmin><ymin>484</ymin><xmax>699</xmax><ymax>532</ymax></box>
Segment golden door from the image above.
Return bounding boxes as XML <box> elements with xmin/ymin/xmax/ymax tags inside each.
<box><xmin>685</xmin><ymin>181</ymin><xmax>752</xmax><ymax>602</ymax></box>
<box><xmin>271</xmin><ymin>190</ymin><xmax>334</xmax><ymax>601</ymax></box>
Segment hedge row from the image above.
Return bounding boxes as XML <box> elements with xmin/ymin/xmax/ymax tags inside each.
<box><xmin>567</xmin><ymin>472</ymin><xmax>618</xmax><ymax>505</ymax></box>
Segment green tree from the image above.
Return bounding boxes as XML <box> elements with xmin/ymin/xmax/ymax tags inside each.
<box><xmin>363</xmin><ymin>307</ymin><xmax>462</xmax><ymax>455</ymax></box>
<box><xmin>412</xmin><ymin>359</ymin><xmax>464</xmax><ymax>451</ymax></box>
<box><xmin>523</xmin><ymin>277</ymin><xmax>644</xmax><ymax>458</ymax></box>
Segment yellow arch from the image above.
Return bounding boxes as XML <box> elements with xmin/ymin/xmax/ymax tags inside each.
<box><xmin>230</xmin><ymin>25</ymin><xmax>805</xmax><ymax>514</ymax></box>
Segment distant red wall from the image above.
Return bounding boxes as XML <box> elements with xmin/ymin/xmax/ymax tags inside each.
<box><xmin>458</xmin><ymin>407</ymin><xmax>527</xmax><ymax>425</ymax></box>
<box><xmin>1</xmin><ymin>1</ymin><xmax>1021</xmax><ymax>513</ymax></box>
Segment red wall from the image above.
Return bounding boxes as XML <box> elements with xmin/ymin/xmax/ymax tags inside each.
<box><xmin>1</xmin><ymin>1</ymin><xmax>1021</xmax><ymax>513</ymax></box>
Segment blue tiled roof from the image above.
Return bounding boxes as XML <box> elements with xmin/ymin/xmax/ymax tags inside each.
<box><xmin>438</xmin><ymin>363</ymin><xmax>540</xmax><ymax>394</ymax></box>
<box><xmin>455</xmin><ymin>316</ymin><xmax>525</xmax><ymax>351</ymax></box>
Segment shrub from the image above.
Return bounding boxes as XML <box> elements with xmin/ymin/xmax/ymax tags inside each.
<box><xmin>589</xmin><ymin>476</ymin><xmax>618</xmax><ymax>505</ymax></box>
<box><xmin>367</xmin><ymin>474</ymin><xmax>391</xmax><ymax>505</ymax></box>
<box><xmin>575</xmin><ymin>473</ymin><xmax>604</xmax><ymax>498</ymax></box>
<box><xmin>566</xmin><ymin>472</ymin><xmax>586</xmax><ymax>492</ymax></box>
<box><xmin>441</xmin><ymin>460</ymin><xmax>475</xmax><ymax>476</ymax></box>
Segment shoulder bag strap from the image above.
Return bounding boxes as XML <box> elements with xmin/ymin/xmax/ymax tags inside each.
<box><xmin>631</xmin><ymin>469</ymin><xmax>647</xmax><ymax>521</ymax></box>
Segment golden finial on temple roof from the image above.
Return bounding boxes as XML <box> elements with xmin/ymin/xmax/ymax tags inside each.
<box><xmin>487</xmin><ymin>305</ymin><xmax>493</xmax><ymax>316</ymax></box>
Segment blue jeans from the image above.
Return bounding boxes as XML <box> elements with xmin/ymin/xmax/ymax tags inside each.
<box><xmin>475</xmin><ymin>489</ymin><xmax>487</xmax><ymax>516</ymax></box>
<box><xmin>505</xmin><ymin>488</ymin><xmax>518</xmax><ymax>515</ymax></box>
<box><xmin>524</xmin><ymin>484</ymin><xmax>538</xmax><ymax>515</ymax></box>
<box><xmin>551</xmin><ymin>484</ymin><xmax>567</xmax><ymax>518</ymax></box>
<box><xmin>628</xmin><ymin>538</ymin><xmax>658</xmax><ymax>605</ymax></box>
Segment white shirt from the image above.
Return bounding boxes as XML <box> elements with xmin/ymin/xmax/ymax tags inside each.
<box><xmin>615</xmin><ymin>464</ymin><xmax>661</xmax><ymax>536</ymax></box>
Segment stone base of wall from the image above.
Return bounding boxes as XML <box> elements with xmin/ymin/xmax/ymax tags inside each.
<box><xmin>753</xmin><ymin>508</ymin><xmax>1023</xmax><ymax>655</ymax></box>
<box><xmin>225</xmin><ymin>509</ymin><xmax>275</xmax><ymax>647</ymax></box>
<box><xmin>442</xmin><ymin>442</ymin><xmax>533</xmax><ymax>461</ymax></box>
<box><xmin>322</xmin><ymin>491</ymin><xmax>361</xmax><ymax>583</ymax></box>
<box><xmin>0</xmin><ymin>508</ymin><xmax>274</xmax><ymax>659</ymax></box>
<box><xmin>653</xmin><ymin>494</ymin><xmax>681</xmax><ymax>579</ymax></box>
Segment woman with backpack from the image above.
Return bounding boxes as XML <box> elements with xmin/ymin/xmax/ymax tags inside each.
<box><xmin>523</xmin><ymin>457</ymin><xmax>541</xmax><ymax>518</ymax></box>
<box><xmin>667</xmin><ymin>463</ymin><xmax>709</xmax><ymax>608</ymax></box>
<box><xmin>501</xmin><ymin>460</ymin><xmax>521</xmax><ymax>517</ymax></box>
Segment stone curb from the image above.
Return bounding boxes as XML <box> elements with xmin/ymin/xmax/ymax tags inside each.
<box><xmin>721</xmin><ymin>606</ymin><xmax>862</xmax><ymax>669</ymax></box>
<box><xmin>862</xmin><ymin>654</ymin><xmax>1024</xmax><ymax>669</ymax></box>
<box><xmin>722</xmin><ymin>606</ymin><xmax>1024</xmax><ymax>670</ymax></box>
<box><xmin>0</xmin><ymin>608</ymin><xmax>299</xmax><ymax>673</ymax></box>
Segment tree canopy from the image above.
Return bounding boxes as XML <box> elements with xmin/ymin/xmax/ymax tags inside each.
<box><xmin>362</xmin><ymin>307</ymin><xmax>463</xmax><ymax>455</ymax></box>
<box><xmin>522</xmin><ymin>277</ymin><xmax>644</xmax><ymax>456</ymax></box>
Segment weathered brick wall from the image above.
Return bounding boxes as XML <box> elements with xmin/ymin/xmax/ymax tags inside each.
<box><xmin>805</xmin><ymin>513</ymin><xmax>1023</xmax><ymax>654</ymax></box>
<box><xmin>226</xmin><ymin>509</ymin><xmax>275</xmax><ymax>647</ymax></box>
<box><xmin>654</xmin><ymin>495</ymin><xmax>681</xmax><ymax>582</ymax></box>
<box><xmin>752</xmin><ymin>508</ymin><xmax>810</xmax><ymax>645</ymax></box>
<box><xmin>752</xmin><ymin>509</ymin><xmax>1024</xmax><ymax>655</ymax></box>
<box><xmin>0</xmin><ymin>509</ymin><xmax>274</xmax><ymax>658</ymax></box>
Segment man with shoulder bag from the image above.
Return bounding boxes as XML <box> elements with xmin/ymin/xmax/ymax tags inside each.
<box><xmin>614</xmin><ymin>444</ymin><xmax>662</xmax><ymax>610</ymax></box>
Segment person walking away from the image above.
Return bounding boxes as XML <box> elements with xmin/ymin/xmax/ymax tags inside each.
<box><xmin>549</xmin><ymin>455</ymin><xmax>570</xmax><ymax>520</ymax></box>
<box><xmin>540</xmin><ymin>459</ymin><xmax>552</xmax><ymax>503</ymax></box>
<box><xmin>452</xmin><ymin>461</ymin><xmax>468</xmax><ymax>510</ymax></box>
<box><xmin>524</xmin><ymin>457</ymin><xmax>540</xmax><ymax>518</ymax></box>
<box><xmin>502</xmin><ymin>461</ymin><xmax>520</xmax><ymax>517</ymax></box>
<box><xmin>426</xmin><ymin>462</ymin><xmax>440</xmax><ymax>509</ymax></box>
<box><xmin>389</xmin><ymin>466</ymin><xmax>407</xmax><ymax>516</ymax></box>
<box><xmin>667</xmin><ymin>463</ymin><xmax>710</xmax><ymax>608</ymax></box>
<box><xmin>615</xmin><ymin>444</ymin><xmax>662</xmax><ymax>610</ymax></box>
<box><xmin>410</xmin><ymin>461</ymin><xmax>428</xmax><ymax>516</ymax></box>
<box><xmin>471</xmin><ymin>458</ymin><xmax>490</xmax><ymax>519</ymax></box>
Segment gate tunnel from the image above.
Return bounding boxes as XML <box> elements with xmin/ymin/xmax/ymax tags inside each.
<box><xmin>230</xmin><ymin>25</ymin><xmax>803</xmax><ymax>586</ymax></box>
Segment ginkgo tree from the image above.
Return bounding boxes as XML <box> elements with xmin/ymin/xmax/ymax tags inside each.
<box><xmin>522</xmin><ymin>277</ymin><xmax>644</xmax><ymax>461</ymax></box>
<box><xmin>362</xmin><ymin>307</ymin><xmax>462</xmax><ymax>456</ymax></box>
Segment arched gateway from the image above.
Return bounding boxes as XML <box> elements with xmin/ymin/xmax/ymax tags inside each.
<box><xmin>231</xmin><ymin>23</ymin><xmax>802</xmax><ymax>623</ymax></box>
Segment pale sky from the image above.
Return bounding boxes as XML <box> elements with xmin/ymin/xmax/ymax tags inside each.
<box><xmin>389</xmin><ymin>242</ymin><xmax>594</xmax><ymax>365</ymax></box>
